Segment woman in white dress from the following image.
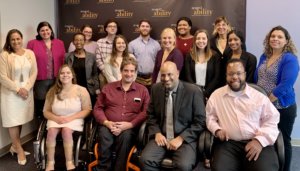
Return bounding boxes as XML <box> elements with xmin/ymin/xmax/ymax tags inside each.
<box><xmin>43</xmin><ymin>64</ymin><xmax>92</xmax><ymax>171</ymax></box>
<box><xmin>0</xmin><ymin>29</ymin><xmax>37</xmax><ymax>165</ymax></box>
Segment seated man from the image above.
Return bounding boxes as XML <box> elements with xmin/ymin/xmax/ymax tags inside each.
<box><xmin>140</xmin><ymin>61</ymin><xmax>206</xmax><ymax>171</ymax></box>
<box><xmin>206</xmin><ymin>58</ymin><xmax>280</xmax><ymax>171</ymax></box>
<box><xmin>93</xmin><ymin>58</ymin><xmax>150</xmax><ymax>171</ymax></box>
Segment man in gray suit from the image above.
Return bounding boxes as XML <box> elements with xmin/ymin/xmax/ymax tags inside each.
<box><xmin>140</xmin><ymin>61</ymin><xmax>206</xmax><ymax>171</ymax></box>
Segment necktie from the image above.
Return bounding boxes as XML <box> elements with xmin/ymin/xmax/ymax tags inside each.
<box><xmin>166</xmin><ymin>91</ymin><xmax>174</xmax><ymax>140</ymax></box>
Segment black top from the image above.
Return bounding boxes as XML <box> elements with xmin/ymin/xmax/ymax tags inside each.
<box><xmin>73</xmin><ymin>56</ymin><xmax>87</xmax><ymax>88</ymax></box>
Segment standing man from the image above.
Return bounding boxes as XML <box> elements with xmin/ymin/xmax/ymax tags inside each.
<box><xmin>93</xmin><ymin>58</ymin><xmax>150</xmax><ymax>171</ymax></box>
<box><xmin>128</xmin><ymin>19</ymin><xmax>161</xmax><ymax>90</ymax></box>
<box><xmin>96</xmin><ymin>18</ymin><xmax>119</xmax><ymax>72</ymax></box>
<box><xmin>206</xmin><ymin>58</ymin><xmax>280</xmax><ymax>171</ymax></box>
<box><xmin>140</xmin><ymin>61</ymin><xmax>206</xmax><ymax>171</ymax></box>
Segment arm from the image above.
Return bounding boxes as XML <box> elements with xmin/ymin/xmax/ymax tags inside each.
<box><xmin>204</xmin><ymin>54</ymin><xmax>221</xmax><ymax>97</ymax></box>
<box><xmin>206</xmin><ymin>96</ymin><xmax>222</xmax><ymax>136</ymax></box>
<box><xmin>171</xmin><ymin>49</ymin><xmax>184</xmax><ymax>71</ymax></box>
<box><xmin>0</xmin><ymin>52</ymin><xmax>20</xmax><ymax>92</ymax></box>
<box><xmin>183</xmin><ymin>54</ymin><xmax>194</xmax><ymax>82</ymax></box>
<box><xmin>103</xmin><ymin>62</ymin><xmax>118</xmax><ymax>83</ymax></box>
<box><xmin>93</xmin><ymin>86</ymin><xmax>109</xmax><ymax>124</ymax></box>
<box><xmin>245</xmin><ymin>52</ymin><xmax>257</xmax><ymax>83</ymax></box>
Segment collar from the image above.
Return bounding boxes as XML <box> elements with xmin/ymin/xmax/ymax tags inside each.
<box><xmin>116</xmin><ymin>80</ymin><xmax>137</xmax><ymax>91</ymax></box>
<box><xmin>223</xmin><ymin>84</ymin><xmax>251</xmax><ymax>98</ymax></box>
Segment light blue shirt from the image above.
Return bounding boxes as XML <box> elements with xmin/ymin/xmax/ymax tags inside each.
<box><xmin>128</xmin><ymin>36</ymin><xmax>161</xmax><ymax>74</ymax></box>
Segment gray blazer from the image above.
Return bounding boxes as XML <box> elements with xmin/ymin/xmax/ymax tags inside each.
<box><xmin>65</xmin><ymin>51</ymin><xmax>100</xmax><ymax>95</ymax></box>
<box><xmin>147</xmin><ymin>81</ymin><xmax>206</xmax><ymax>149</ymax></box>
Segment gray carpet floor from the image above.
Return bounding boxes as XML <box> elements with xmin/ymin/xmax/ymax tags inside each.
<box><xmin>0</xmin><ymin>139</ymin><xmax>299</xmax><ymax>171</ymax></box>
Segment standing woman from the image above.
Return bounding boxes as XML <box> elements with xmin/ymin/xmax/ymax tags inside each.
<box><xmin>254</xmin><ymin>26</ymin><xmax>299</xmax><ymax>171</ymax></box>
<box><xmin>0</xmin><ymin>29</ymin><xmax>37</xmax><ymax>165</ymax></box>
<box><xmin>65</xmin><ymin>33</ymin><xmax>100</xmax><ymax>105</ymax></box>
<box><xmin>103</xmin><ymin>34</ymin><xmax>135</xmax><ymax>83</ymax></box>
<box><xmin>226</xmin><ymin>30</ymin><xmax>257</xmax><ymax>83</ymax></box>
<box><xmin>43</xmin><ymin>65</ymin><xmax>91</xmax><ymax>171</ymax></box>
<box><xmin>176</xmin><ymin>17</ymin><xmax>194</xmax><ymax>57</ymax></box>
<box><xmin>183</xmin><ymin>29</ymin><xmax>221</xmax><ymax>99</ymax></box>
<box><xmin>68</xmin><ymin>25</ymin><xmax>97</xmax><ymax>54</ymax></box>
<box><xmin>27</xmin><ymin>21</ymin><xmax>65</xmax><ymax>119</ymax></box>
<box><xmin>152</xmin><ymin>28</ymin><xmax>184</xmax><ymax>83</ymax></box>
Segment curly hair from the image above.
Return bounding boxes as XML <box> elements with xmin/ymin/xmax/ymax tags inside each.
<box><xmin>263</xmin><ymin>26</ymin><xmax>297</xmax><ymax>57</ymax></box>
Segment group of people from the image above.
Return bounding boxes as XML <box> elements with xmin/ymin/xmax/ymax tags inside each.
<box><xmin>0</xmin><ymin>15</ymin><xmax>298</xmax><ymax>171</ymax></box>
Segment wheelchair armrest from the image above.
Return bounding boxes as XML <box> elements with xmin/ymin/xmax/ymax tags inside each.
<box><xmin>198</xmin><ymin>129</ymin><xmax>214</xmax><ymax>159</ymax></box>
<box><xmin>276</xmin><ymin>131</ymin><xmax>285</xmax><ymax>171</ymax></box>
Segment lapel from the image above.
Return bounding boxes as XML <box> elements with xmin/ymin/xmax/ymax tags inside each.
<box><xmin>174</xmin><ymin>81</ymin><xmax>184</xmax><ymax>119</ymax></box>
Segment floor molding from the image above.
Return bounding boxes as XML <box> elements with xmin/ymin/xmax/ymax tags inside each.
<box><xmin>292</xmin><ymin>139</ymin><xmax>300</xmax><ymax>147</ymax></box>
<box><xmin>0</xmin><ymin>131</ymin><xmax>37</xmax><ymax>157</ymax></box>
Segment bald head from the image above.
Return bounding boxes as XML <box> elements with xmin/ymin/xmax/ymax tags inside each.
<box><xmin>160</xmin><ymin>61</ymin><xmax>179</xmax><ymax>90</ymax></box>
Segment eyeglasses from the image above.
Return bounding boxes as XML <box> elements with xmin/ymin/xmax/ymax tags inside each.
<box><xmin>226</xmin><ymin>72</ymin><xmax>245</xmax><ymax>77</ymax></box>
<box><xmin>107</xmin><ymin>25</ymin><xmax>117</xmax><ymax>28</ymax></box>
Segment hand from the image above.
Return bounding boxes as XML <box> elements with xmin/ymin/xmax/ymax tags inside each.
<box><xmin>155</xmin><ymin>133</ymin><xmax>168</xmax><ymax>147</ymax></box>
<box><xmin>17</xmin><ymin>88</ymin><xmax>28</xmax><ymax>99</ymax></box>
<box><xmin>245</xmin><ymin>139</ymin><xmax>263</xmax><ymax>161</ymax></box>
<box><xmin>215</xmin><ymin>129</ymin><xmax>229</xmax><ymax>141</ymax></box>
<box><xmin>167</xmin><ymin>136</ymin><xmax>184</xmax><ymax>150</ymax></box>
<box><xmin>114</xmin><ymin>121</ymin><xmax>133</xmax><ymax>131</ymax></box>
<box><xmin>269</xmin><ymin>93</ymin><xmax>278</xmax><ymax>102</ymax></box>
<box><xmin>55</xmin><ymin>116</ymin><xmax>72</xmax><ymax>124</ymax></box>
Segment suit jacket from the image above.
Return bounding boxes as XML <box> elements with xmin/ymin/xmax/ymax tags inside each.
<box><xmin>183</xmin><ymin>52</ymin><xmax>221</xmax><ymax>98</ymax></box>
<box><xmin>65</xmin><ymin>51</ymin><xmax>100</xmax><ymax>95</ymax></box>
<box><xmin>147</xmin><ymin>81</ymin><xmax>206</xmax><ymax>149</ymax></box>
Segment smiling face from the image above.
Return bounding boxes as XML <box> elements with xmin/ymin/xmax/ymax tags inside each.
<box><xmin>59</xmin><ymin>66</ymin><xmax>74</xmax><ymax>85</ymax></box>
<box><xmin>139</xmin><ymin>21</ymin><xmax>151</xmax><ymax>37</ymax></box>
<box><xmin>215</xmin><ymin>20</ymin><xmax>229</xmax><ymax>36</ymax></box>
<box><xmin>39</xmin><ymin>26</ymin><xmax>52</xmax><ymax>40</ymax></box>
<box><xmin>226</xmin><ymin>61</ymin><xmax>246</xmax><ymax>92</ymax></box>
<box><xmin>73</xmin><ymin>34</ymin><xmax>85</xmax><ymax>50</ymax></box>
<box><xmin>115</xmin><ymin>37</ymin><xmax>126</xmax><ymax>53</ymax></box>
<box><xmin>82</xmin><ymin>26</ymin><xmax>93</xmax><ymax>41</ymax></box>
<box><xmin>160</xmin><ymin>62</ymin><xmax>179</xmax><ymax>90</ymax></box>
<box><xmin>121</xmin><ymin>63</ymin><xmax>136</xmax><ymax>84</ymax></box>
<box><xmin>177</xmin><ymin>20</ymin><xmax>191</xmax><ymax>36</ymax></box>
<box><xmin>195</xmin><ymin>32</ymin><xmax>208</xmax><ymax>50</ymax></box>
<box><xmin>269</xmin><ymin>30</ymin><xmax>288</xmax><ymax>51</ymax></box>
<box><xmin>161</xmin><ymin>28</ymin><xmax>176</xmax><ymax>50</ymax></box>
<box><xmin>228</xmin><ymin>32</ymin><xmax>242</xmax><ymax>51</ymax></box>
<box><xmin>9</xmin><ymin>32</ymin><xmax>23</xmax><ymax>51</ymax></box>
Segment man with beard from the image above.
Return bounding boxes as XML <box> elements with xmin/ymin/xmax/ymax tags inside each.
<box><xmin>206</xmin><ymin>58</ymin><xmax>280</xmax><ymax>171</ymax></box>
<box><xmin>93</xmin><ymin>57</ymin><xmax>150</xmax><ymax>171</ymax></box>
<box><xmin>128</xmin><ymin>19</ymin><xmax>160</xmax><ymax>90</ymax></box>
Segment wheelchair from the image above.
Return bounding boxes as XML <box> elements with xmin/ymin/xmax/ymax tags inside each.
<box><xmin>33</xmin><ymin>117</ymin><xmax>94</xmax><ymax>170</ymax></box>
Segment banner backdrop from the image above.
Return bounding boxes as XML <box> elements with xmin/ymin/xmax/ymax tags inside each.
<box><xmin>57</xmin><ymin>0</ymin><xmax>246</xmax><ymax>49</ymax></box>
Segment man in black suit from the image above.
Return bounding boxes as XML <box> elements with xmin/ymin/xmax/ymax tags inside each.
<box><xmin>140</xmin><ymin>61</ymin><xmax>206</xmax><ymax>171</ymax></box>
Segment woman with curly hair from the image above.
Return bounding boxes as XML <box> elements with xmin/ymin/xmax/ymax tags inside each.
<box><xmin>254</xmin><ymin>26</ymin><xmax>299</xmax><ymax>171</ymax></box>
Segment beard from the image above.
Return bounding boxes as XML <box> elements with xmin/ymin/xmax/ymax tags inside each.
<box><xmin>227</xmin><ymin>80</ymin><xmax>246</xmax><ymax>92</ymax></box>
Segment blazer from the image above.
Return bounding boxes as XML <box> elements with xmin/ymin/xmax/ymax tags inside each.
<box><xmin>65</xmin><ymin>51</ymin><xmax>100</xmax><ymax>95</ymax></box>
<box><xmin>210</xmin><ymin>36</ymin><xmax>232</xmax><ymax>58</ymax></box>
<box><xmin>183</xmin><ymin>52</ymin><xmax>221</xmax><ymax>98</ymax></box>
<box><xmin>147</xmin><ymin>81</ymin><xmax>206</xmax><ymax>149</ymax></box>
<box><xmin>224</xmin><ymin>50</ymin><xmax>257</xmax><ymax>83</ymax></box>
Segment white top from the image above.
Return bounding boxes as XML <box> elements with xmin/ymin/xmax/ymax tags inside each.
<box><xmin>195</xmin><ymin>62</ymin><xmax>207</xmax><ymax>86</ymax></box>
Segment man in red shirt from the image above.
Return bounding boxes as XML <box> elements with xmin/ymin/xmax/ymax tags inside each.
<box><xmin>93</xmin><ymin>57</ymin><xmax>150</xmax><ymax>171</ymax></box>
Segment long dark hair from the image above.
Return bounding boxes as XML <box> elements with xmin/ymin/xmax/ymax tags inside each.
<box><xmin>227</xmin><ymin>30</ymin><xmax>246</xmax><ymax>51</ymax></box>
<box><xmin>3</xmin><ymin>29</ymin><xmax>23</xmax><ymax>54</ymax></box>
<box><xmin>110</xmin><ymin>35</ymin><xmax>130</xmax><ymax>67</ymax></box>
<box><xmin>35</xmin><ymin>21</ymin><xmax>55</xmax><ymax>40</ymax></box>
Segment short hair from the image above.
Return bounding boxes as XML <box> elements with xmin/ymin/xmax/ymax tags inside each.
<box><xmin>104</xmin><ymin>18</ymin><xmax>121</xmax><ymax>35</ymax></box>
<box><xmin>36</xmin><ymin>21</ymin><xmax>55</xmax><ymax>40</ymax></box>
<box><xmin>227</xmin><ymin>30</ymin><xmax>246</xmax><ymax>51</ymax></box>
<box><xmin>120</xmin><ymin>57</ymin><xmax>138</xmax><ymax>72</ymax></box>
<box><xmin>80</xmin><ymin>24</ymin><xmax>92</xmax><ymax>32</ymax></box>
<box><xmin>139</xmin><ymin>19</ymin><xmax>152</xmax><ymax>28</ymax></box>
<box><xmin>212</xmin><ymin>16</ymin><xmax>232</xmax><ymax>36</ymax></box>
<box><xmin>3</xmin><ymin>29</ymin><xmax>23</xmax><ymax>54</ymax></box>
<box><xmin>226</xmin><ymin>58</ymin><xmax>246</xmax><ymax>71</ymax></box>
<box><xmin>72</xmin><ymin>32</ymin><xmax>85</xmax><ymax>41</ymax></box>
<box><xmin>176</xmin><ymin>17</ymin><xmax>192</xmax><ymax>27</ymax></box>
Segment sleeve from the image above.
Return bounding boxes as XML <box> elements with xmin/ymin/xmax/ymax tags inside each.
<box><xmin>204</xmin><ymin>54</ymin><xmax>221</xmax><ymax>98</ymax></box>
<box><xmin>80</xmin><ymin>87</ymin><xmax>92</xmax><ymax>110</ymax></box>
<box><xmin>103</xmin><ymin>61</ymin><xmax>118</xmax><ymax>83</ymax></box>
<box><xmin>0</xmin><ymin>52</ymin><xmax>20</xmax><ymax>92</ymax></box>
<box><xmin>183</xmin><ymin>54</ymin><xmax>193</xmax><ymax>82</ymax></box>
<box><xmin>254</xmin><ymin>98</ymin><xmax>280</xmax><ymax>147</ymax></box>
<box><xmin>206</xmin><ymin>95</ymin><xmax>222</xmax><ymax>136</ymax></box>
<box><xmin>91</xmin><ymin>56</ymin><xmax>100</xmax><ymax>91</ymax></box>
<box><xmin>152</xmin><ymin>53</ymin><xmax>160</xmax><ymax>83</ymax></box>
<box><xmin>245</xmin><ymin>52</ymin><xmax>257</xmax><ymax>83</ymax></box>
<box><xmin>172</xmin><ymin>49</ymin><xmax>184</xmax><ymax>71</ymax></box>
<box><xmin>128</xmin><ymin>41</ymin><xmax>134</xmax><ymax>54</ymax></box>
<box><xmin>93</xmin><ymin>86</ymin><xmax>108</xmax><ymax>124</ymax></box>
<box><xmin>24</xmin><ymin>50</ymin><xmax>38</xmax><ymax>91</ymax></box>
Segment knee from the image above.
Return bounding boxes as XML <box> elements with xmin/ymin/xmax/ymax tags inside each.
<box><xmin>47</xmin><ymin>128</ymin><xmax>59</xmax><ymax>141</ymax></box>
<box><xmin>61</xmin><ymin>128</ymin><xmax>73</xmax><ymax>141</ymax></box>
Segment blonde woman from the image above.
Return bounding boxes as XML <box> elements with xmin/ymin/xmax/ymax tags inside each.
<box><xmin>0</xmin><ymin>29</ymin><xmax>37</xmax><ymax>165</ymax></box>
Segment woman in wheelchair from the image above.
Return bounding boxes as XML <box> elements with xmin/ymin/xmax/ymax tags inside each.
<box><xmin>43</xmin><ymin>64</ymin><xmax>92</xmax><ymax>171</ymax></box>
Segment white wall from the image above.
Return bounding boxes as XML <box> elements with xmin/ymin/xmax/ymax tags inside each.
<box><xmin>246</xmin><ymin>0</ymin><xmax>300</xmax><ymax>139</ymax></box>
<box><xmin>0</xmin><ymin>0</ymin><xmax>56</xmax><ymax>149</ymax></box>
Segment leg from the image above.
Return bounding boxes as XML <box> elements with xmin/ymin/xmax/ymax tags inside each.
<box><xmin>8</xmin><ymin>125</ymin><xmax>26</xmax><ymax>163</ymax></box>
<box><xmin>61</xmin><ymin>127</ymin><xmax>75</xmax><ymax>170</ymax></box>
<box><xmin>46</xmin><ymin>127</ymin><xmax>60</xmax><ymax>171</ymax></box>
<box><xmin>172</xmin><ymin>143</ymin><xmax>197</xmax><ymax>171</ymax></box>
<box><xmin>278</xmin><ymin>104</ymin><xmax>297</xmax><ymax>171</ymax></box>
<box><xmin>140</xmin><ymin>139</ymin><xmax>167</xmax><ymax>171</ymax></box>
<box><xmin>113</xmin><ymin>129</ymin><xmax>136</xmax><ymax>171</ymax></box>
<box><xmin>96</xmin><ymin>125</ymin><xmax>115</xmax><ymax>171</ymax></box>
<box><xmin>211</xmin><ymin>140</ymin><xmax>244</xmax><ymax>171</ymax></box>
<box><xmin>245</xmin><ymin>145</ymin><xmax>279</xmax><ymax>171</ymax></box>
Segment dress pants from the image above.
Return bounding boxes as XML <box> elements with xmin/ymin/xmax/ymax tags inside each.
<box><xmin>96</xmin><ymin>125</ymin><xmax>136</xmax><ymax>171</ymax></box>
<box><xmin>211</xmin><ymin>139</ymin><xmax>279</xmax><ymax>171</ymax></box>
<box><xmin>140</xmin><ymin>139</ymin><xmax>197</xmax><ymax>171</ymax></box>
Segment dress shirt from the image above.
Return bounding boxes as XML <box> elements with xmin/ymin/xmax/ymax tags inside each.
<box><xmin>128</xmin><ymin>36</ymin><xmax>161</xmax><ymax>74</ymax></box>
<box><xmin>206</xmin><ymin>84</ymin><xmax>279</xmax><ymax>147</ymax></box>
<box><xmin>93</xmin><ymin>81</ymin><xmax>150</xmax><ymax>127</ymax></box>
<box><xmin>95</xmin><ymin>37</ymin><xmax>113</xmax><ymax>71</ymax></box>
